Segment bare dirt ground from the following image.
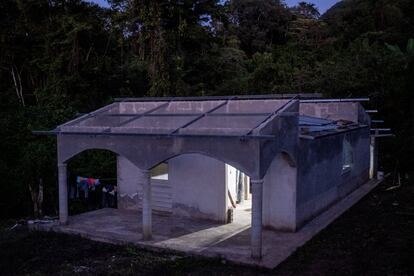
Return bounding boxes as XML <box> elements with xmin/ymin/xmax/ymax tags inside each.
<box><xmin>1</xmin><ymin>179</ymin><xmax>413</xmax><ymax>275</ymax></box>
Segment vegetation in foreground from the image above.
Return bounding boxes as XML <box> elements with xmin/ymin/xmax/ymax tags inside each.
<box><xmin>1</xmin><ymin>179</ymin><xmax>412</xmax><ymax>275</ymax></box>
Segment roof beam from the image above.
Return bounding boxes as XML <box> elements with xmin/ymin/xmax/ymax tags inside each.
<box><xmin>103</xmin><ymin>112</ymin><xmax>270</xmax><ymax>117</ymax></box>
<box><xmin>114</xmin><ymin>93</ymin><xmax>322</xmax><ymax>102</ymax></box>
<box><xmin>300</xmin><ymin>98</ymin><xmax>369</xmax><ymax>103</ymax></box>
<box><xmin>58</xmin><ymin>102</ymin><xmax>117</xmax><ymax>128</ymax></box>
<box><xmin>113</xmin><ymin>102</ymin><xmax>170</xmax><ymax>128</ymax></box>
<box><xmin>169</xmin><ymin>99</ymin><xmax>235</xmax><ymax>135</ymax></box>
<box><xmin>372</xmin><ymin>134</ymin><xmax>395</xmax><ymax>138</ymax></box>
<box><xmin>371</xmin><ymin>128</ymin><xmax>391</xmax><ymax>131</ymax></box>
<box><xmin>32</xmin><ymin>129</ymin><xmax>277</xmax><ymax>140</ymax></box>
<box><xmin>244</xmin><ymin>96</ymin><xmax>298</xmax><ymax>136</ymax></box>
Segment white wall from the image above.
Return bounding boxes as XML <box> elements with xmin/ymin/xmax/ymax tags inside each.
<box><xmin>263</xmin><ymin>153</ymin><xmax>297</xmax><ymax>232</ymax></box>
<box><xmin>226</xmin><ymin>164</ymin><xmax>238</xmax><ymax>208</ymax></box>
<box><xmin>169</xmin><ymin>154</ymin><xmax>227</xmax><ymax>222</ymax></box>
<box><xmin>117</xmin><ymin>156</ymin><xmax>172</xmax><ymax>212</ymax></box>
<box><xmin>117</xmin><ymin>153</ymin><xmax>298</xmax><ymax>231</ymax></box>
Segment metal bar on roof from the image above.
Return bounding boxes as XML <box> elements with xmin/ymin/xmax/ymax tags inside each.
<box><xmin>114</xmin><ymin>93</ymin><xmax>322</xmax><ymax>103</ymax></box>
<box><xmin>300</xmin><ymin>98</ymin><xmax>370</xmax><ymax>103</ymax></box>
<box><xmin>105</xmin><ymin>113</ymin><xmax>198</xmax><ymax>117</ymax></box>
<box><xmin>169</xmin><ymin>98</ymin><xmax>235</xmax><ymax>134</ymax></box>
<box><xmin>244</xmin><ymin>96</ymin><xmax>298</xmax><ymax>136</ymax></box>
<box><xmin>58</xmin><ymin>102</ymin><xmax>117</xmax><ymax>128</ymax></box>
<box><xmin>371</xmin><ymin>120</ymin><xmax>384</xmax><ymax>123</ymax></box>
<box><xmin>103</xmin><ymin>112</ymin><xmax>270</xmax><ymax>117</ymax></box>
<box><xmin>372</xmin><ymin>134</ymin><xmax>395</xmax><ymax>138</ymax></box>
<box><xmin>114</xmin><ymin>102</ymin><xmax>170</xmax><ymax>128</ymax></box>
<box><xmin>299</xmin><ymin>134</ymin><xmax>315</xmax><ymax>140</ymax></box>
<box><xmin>32</xmin><ymin>129</ymin><xmax>277</xmax><ymax>140</ymax></box>
<box><xmin>366</xmin><ymin>110</ymin><xmax>378</xmax><ymax>113</ymax></box>
<box><xmin>370</xmin><ymin>128</ymin><xmax>391</xmax><ymax>131</ymax></box>
<box><xmin>208</xmin><ymin>113</ymin><xmax>268</xmax><ymax>117</ymax></box>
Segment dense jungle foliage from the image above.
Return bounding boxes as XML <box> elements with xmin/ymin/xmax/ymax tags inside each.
<box><xmin>0</xmin><ymin>0</ymin><xmax>413</xmax><ymax>219</ymax></box>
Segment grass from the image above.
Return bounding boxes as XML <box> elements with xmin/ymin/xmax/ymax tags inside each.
<box><xmin>1</xmin><ymin>179</ymin><xmax>413</xmax><ymax>275</ymax></box>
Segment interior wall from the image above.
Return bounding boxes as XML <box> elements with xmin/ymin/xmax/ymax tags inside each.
<box><xmin>296</xmin><ymin>128</ymin><xmax>370</xmax><ymax>227</ymax></box>
<box><xmin>117</xmin><ymin>156</ymin><xmax>172</xmax><ymax>212</ymax></box>
<box><xmin>263</xmin><ymin>153</ymin><xmax>297</xmax><ymax>232</ymax></box>
<box><xmin>169</xmin><ymin>154</ymin><xmax>227</xmax><ymax>222</ymax></box>
<box><xmin>226</xmin><ymin>164</ymin><xmax>238</xmax><ymax>207</ymax></box>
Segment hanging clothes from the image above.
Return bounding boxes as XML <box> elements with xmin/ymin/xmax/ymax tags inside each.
<box><xmin>77</xmin><ymin>176</ymin><xmax>101</xmax><ymax>198</ymax></box>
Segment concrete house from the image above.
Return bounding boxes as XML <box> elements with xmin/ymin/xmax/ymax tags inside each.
<box><xmin>36</xmin><ymin>94</ymin><xmax>379</xmax><ymax>266</ymax></box>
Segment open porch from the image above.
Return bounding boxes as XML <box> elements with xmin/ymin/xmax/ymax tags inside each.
<box><xmin>31</xmin><ymin>178</ymin><xmax>380</xmax><ymax>269</ymax></box>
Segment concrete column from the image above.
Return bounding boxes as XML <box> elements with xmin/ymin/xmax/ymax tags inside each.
<box><xmin>142</xmin><ymin>169</ymin><xmax>152</xmax><ymax>240</ymax></box>
<box><xmin>237</xmin><ymin>171</ymin><xmax>244</xmax><ymax>204</ymax></box>
<box><xmin>58</xmin><ymin>163</ymin><xmax>68</xmax><ymax>225</ymax></box>
<box><xmin>251</xmin><ymin>178</ymin><xmax>263</xmax><ymax>259</ymax></box>
<box><xmin>244</xmin><ymin>175</ymin><xmax>250</xmax><ymax>200</ymax></box>
<box><xmin>370</xmin><ymin>136</ymin><xmax>378</xmax><ymax>179</ymax></box>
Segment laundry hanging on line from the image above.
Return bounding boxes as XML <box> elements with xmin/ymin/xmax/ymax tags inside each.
<box><xmin>76</xmin><ymin>176</ymin><xmax>101</xmax><ymax>198</ymax></box>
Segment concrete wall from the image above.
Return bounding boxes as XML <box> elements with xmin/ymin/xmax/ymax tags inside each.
<box><xmin>263</xmin><ymin>152</ymin><xmax>297</xmax><ymax>231</ymax></box>
<box><xmin>296</xmin><ymin>128</ymin><xmax>370</xmax><ymax>227</ymax></box>
<box><xmin>118</xmin><ymin>154</ymin><xmax>235</xmax><ymax>223</ymax></box>
<box><xmin>117</xmin><ymin>156</ymin><xmax>172</xmax><ymax>213</ymax></box>
<box><xmin>226</xmin><ymin>164</ymin><xmax>238</xmax><ymax>207</ymax></box>
<box><xmin>300</xmin><ymin>102</ymin><xmax>360</xmax><ymax>122</ymax></box>
<box><xmin>169</xmin><ymin>154</ymin><xmax>227</xmax><ymax>223</ymax></box>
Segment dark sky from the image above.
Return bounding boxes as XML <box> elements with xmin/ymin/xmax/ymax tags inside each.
<box><xmin>285</xmin><ymin>0</ymin><xmax>339</xmax><ymax>13</ymax></box>
<box><xmin>88</xmin><ymin>0</ymin><xmax>340</xmax><ymax>14</ymax></box>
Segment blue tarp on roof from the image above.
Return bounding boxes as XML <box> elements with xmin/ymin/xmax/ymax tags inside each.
<box><xmin>299</xmin><ymin>115</ymin><xmax>338</xmax><ymax>133</ymax></box>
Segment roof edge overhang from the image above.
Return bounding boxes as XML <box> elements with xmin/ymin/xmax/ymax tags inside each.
<box><xmin>113</xmin><ymin>93</ymin><xmax>323</xmax><ymax>102</ymax></box>
<box><xmin>32</xmin><ymin>129</ymin><xmax>279</xmax><ymax>140</ymax></box>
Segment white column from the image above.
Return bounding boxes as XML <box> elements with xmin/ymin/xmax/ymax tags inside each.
<box><xmin>251</xmin><ymin>178</ymin><xmax>263</xmax><ymax>259</ymax></box>
<box><xmin>58</xmin><ymin>163</ymin><xmax>68</xmax><ymax>225</ymax></box>
<box><xmin>370</xmin><ymin>135</ymin><xmax>378</xmax><ymax>179</ymax></box>
<box><xmin>142</xmin><ymin>169</ymin><xmax>152</xmax><ymax>240</ymax></box>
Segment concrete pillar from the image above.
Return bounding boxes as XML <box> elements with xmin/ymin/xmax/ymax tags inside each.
<box><xmin>251</xmin><ymin>178</ymin><xmax>263</xmax><ymax>259</ymax></box>
<box><xmin>370</xmin><ymin>136</ymin><xmax>378</xmax><ymax>179</ymax></box>
<box><xmin>58</xmin><ymin>163</ymin><xmax>68</xmax><ymax>225</ymax></box>
<box><xmin>142</xmin><ymin>169</ymin><xmax>152</xmax><ymax>240</ymax></box>
<box><xmin>237</xmin><ymin>171</ymin><xmax>244</xmax><ymax>204</ymax></box>
<box><xmin>244</xmin><ymin>175</ymin><xmax>250</xmax><ymax>200</ymax></box>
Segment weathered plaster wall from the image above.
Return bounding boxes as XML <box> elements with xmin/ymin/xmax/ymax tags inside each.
<box><xmin>117</xmin><ymin>156</ymin><xmax>172</xmax><ymax>212</ymax></box>
<box><xmin>117</xmin><ymin>156</ymin><xmax>140</xmax><ymax>209</ymax></box>
<box><xmin>263</xmin><ymin>153</ymin><xmax>297</xmax><ymax>232</ymax></box>
<box><xmin>296</xmin><ymin>128</ymin><xmax>370</xmax><ymax>227</ymax></box>
<box><xmin>169</xmin><ymin>154</ymin><xmax>227</xmax><ymax>223</ymax></box>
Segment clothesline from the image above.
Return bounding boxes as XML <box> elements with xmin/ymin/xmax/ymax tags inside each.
<box><xmin>74</xmin><ymin>177</ymin><xmax>116</xmax><ymax>181</ymax></box>
<box><xmin>96</xmin><ymin>177</ymin><xmax>116</xmax><ymax>181</ymax></box>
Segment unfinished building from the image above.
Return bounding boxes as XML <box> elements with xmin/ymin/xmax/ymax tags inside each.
<box><xmin>36</xmin><ymin>94</ymin><xmax>376</xmax><ymax>263</ymax></box>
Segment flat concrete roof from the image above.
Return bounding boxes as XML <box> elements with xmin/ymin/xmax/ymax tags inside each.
<box><xmin>34</xmin><ymin>95</ymin><xmax>369</xmax><ymax>139</ymax></box>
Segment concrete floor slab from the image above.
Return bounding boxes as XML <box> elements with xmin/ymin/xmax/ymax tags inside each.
<box><xmin>32</xmin><ymin>179</ymin><xmax>381</xmax><ymax>269</ymax></box>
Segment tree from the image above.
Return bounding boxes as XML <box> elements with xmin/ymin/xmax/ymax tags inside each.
<box><xmin>130</xmin><ymin>0</ymin><xmax>220</xmax><ymax>96</ymax></box>
<box><xmin>291</xmin><ymin>1</ymin><xmax>320</xmax><ymax>19</ymax></box>
<box><xmin>228</xmin><ymin>0</ymin><xmax>292</xmax><ymax>55</ymax></box>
